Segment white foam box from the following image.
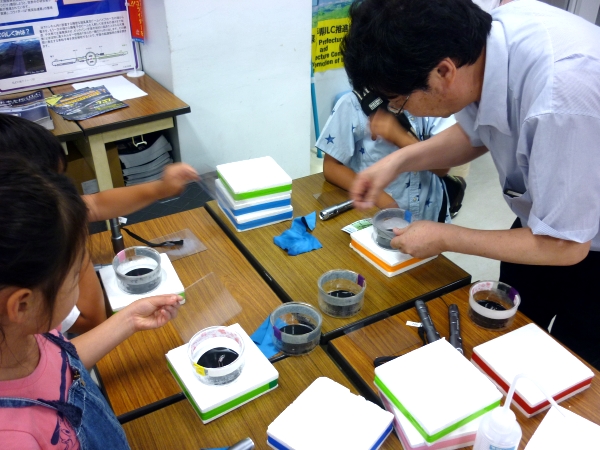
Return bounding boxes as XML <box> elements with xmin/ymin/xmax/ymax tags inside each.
<box><xmin>471</xmin><ymin>323</ymin><xmax>594</xmax><ymax>418</ymax></box>
<box><xmin>267</xmin><ymin>377</ymin><xmax>393</xmax><ymax>450</ymax></box>
<box><xmin>375</xmin><ymin>339</ymin><xmax>502</xmax><ymax>444</ymax></box>
<box><xmin>99</xmin><ymin>253</ymin><xmax>184</xmax><ymax>312</ymax></box>
<box><xmin>215</xmin><ymin>178</ymin><xmax>291</xmax><ymax>216</ymax></box>
<box><xmin>166</xmin><ymin>323</ymin><xmax>279</xmax><ymax>424</ymax></box>
<box><xmin>217</xmin><ymin>199</ymin><xmax>293</xmax><ymax>232</ymax></box>
<box><xmin>378</xmin><ymin>388</ymin><xmax>487</xmax><ymax>450</ymax></box>
<box><xmin>350</xmin><ymin>226</ymin><xmax>436</xmax><ymax>277</ymax></box>
<box><xmin>217</xmin><ymin>156</ymin><xmax>292</xmax><ymax>201</ymax></box>
<box><xmin>525</xmin><ymin>405</ymin><xmax>600</xmax><ymax>449</ymax></box>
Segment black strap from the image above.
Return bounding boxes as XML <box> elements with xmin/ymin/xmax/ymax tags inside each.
<box><xmin>437</xmin><ymin>178</ymin><xmax>449</xmax><ymax>223</ymax></box>
<box><xmin>120</xmin><ymin>227</ymin><xmax>183</xmax><ymax>248</ymax></box>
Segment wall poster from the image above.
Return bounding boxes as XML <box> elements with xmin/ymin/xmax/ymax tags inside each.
<box><xmin>0</xmin><ymin>0</ymin><xmax>136</xmax><ymax>93</ymax></box>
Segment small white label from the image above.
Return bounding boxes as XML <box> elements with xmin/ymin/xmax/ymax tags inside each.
<box><xmin>406</xmin><ymin>321</ymin><xmax>422</xmax><ymax>328</ymax></box>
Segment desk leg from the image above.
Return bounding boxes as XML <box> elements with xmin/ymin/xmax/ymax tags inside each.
<box><xmin>81</xmin><ymin>134</ymin><xmax>114</xmax><ymax>191</ymax></box>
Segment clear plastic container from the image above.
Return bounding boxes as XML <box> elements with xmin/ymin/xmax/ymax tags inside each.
<box><xmin>468</xmin><ymin>281</ymin><xmax>520</xmax><ymax>330</ymax></box>
<box><xmin>112</xmin><ymin>246</ymin><xmax>162</xmax><ymax>294</ymax></box>
<box><xmin>187</xmin><ymin>326</ymin><xmax>245</xmax><ymax>385</ymax></box>
<box><xmin>318</xmin><ymin>269</ymin><xmax>366</xmax><ymax>318</ymax></box>
<box><xmin>270</xmin><ymin>302</ymin><xmax>322</xmax><ymax>355</ymax></box>
<box><xmin>372</xmin><ymin>208</ymin><xmax>411</xmax><ymax>250</ymax></box>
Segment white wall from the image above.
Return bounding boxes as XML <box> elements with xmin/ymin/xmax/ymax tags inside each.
<box><xmin>141</xmin><ymin>0</ymin><xmax>312</xmax><ymax>179</ymax></box>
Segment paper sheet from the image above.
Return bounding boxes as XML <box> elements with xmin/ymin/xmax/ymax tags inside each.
<box><xmin>72</xmin><ymin>75</ymin><xmax>147</xmax><ymax>101</ymax></box>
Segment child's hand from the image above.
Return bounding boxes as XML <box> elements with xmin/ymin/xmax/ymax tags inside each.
<box><xmin>158</xmin><ymin>163</ymin><xmax>199</xmax><ymax>198</ymax></box>
<box><xmin>125</xmin><ymin>294</ymin><xmax>183</xmax><ymax>332</ymax></box>
<box><xmin>369</xmin><ymin>109</ymin><xmax>404</xmax><ymax>143</ymax></box>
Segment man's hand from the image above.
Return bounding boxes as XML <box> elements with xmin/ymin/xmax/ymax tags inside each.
<box><xmin>391</xmin><ymin>221</ymin><xmax>448</xmax><ymax>258</ymax></box>
<box><xmin>158</xmin><ymin>163</ymin><xmax>199</xmax><ymax>198</ymax></box>
<box><xmin>350</xmin><ymin>153</ymin><xmax>401</xmax><ymax>209</ymax></box>
<box><xmin>370</xmin><ymin>109</ymin><xmax>404</xmax><ymax>142</ymax></box>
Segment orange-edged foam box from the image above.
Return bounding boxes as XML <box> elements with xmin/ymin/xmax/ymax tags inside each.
<box><xmin>349</xmin><ymin>226</ymin><xmax>436</xmax><ymax>277</ymax></box>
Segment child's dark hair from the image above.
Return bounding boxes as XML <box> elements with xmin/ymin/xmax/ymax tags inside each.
<box><xmin>0</xmin><ymin>113</ymin><xmax>67</xmax><ymax>173</ymax></box>
<box><xmin>0</xmin><ymin>155</ymin><xmax>87</xmax><ymax>332</ymax></box>
<box><xmin>341</xmin><ymin>0</ymin><xmax>492</xmax><ymax>97</ymax></box>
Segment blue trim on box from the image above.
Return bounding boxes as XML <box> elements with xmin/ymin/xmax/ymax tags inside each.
<box><xmin>217</xmin><ymin>187</ymin><xmax>291</xmax><ymax>216</ymax></box>
<box><xmin>266</xmin><ymin>424</ymin><xmax>393</xmax><ymax>450</ymax></box>
<box><xmin>372</xmin><ymin>423</ymin><xmax>394</xmax><ymax>450</ymax></box>
<box><xmin>267</xmin><ymin>436</ymin><xmax>289</xmax><ymax>450</ymax></box>
<box><xmin>220</xmin><ymin>201</ymin><xmax>292</xmax><ymax>231</ymax></box>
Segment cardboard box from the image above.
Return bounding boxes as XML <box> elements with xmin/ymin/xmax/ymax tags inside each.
<box><xmin>65</xmin><ymin>142</ymin><xmax>124</xmax><ymax>194</ymax></box>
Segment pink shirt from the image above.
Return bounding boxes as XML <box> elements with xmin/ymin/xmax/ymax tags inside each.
<box><xmin>0</xmin><ymin>331</ymin><xmax>80</xmax><ymax>450</ymax></box>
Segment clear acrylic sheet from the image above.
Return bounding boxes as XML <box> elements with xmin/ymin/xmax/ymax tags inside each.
<box><xmin>195</xmin><ymin>165</ymin><xmax>219</xmax><ymax>201</ymax></box>
<box><xmin>344</xmin><ymin>315</ymin><xmax>422</xmax><ymax>363</ymax></box>
<box><xmin>171</xmin><ymin>272</ymin><xmax>242</xmax><ymax>343</ymax></box>
<box><xmin>149</xmin><ymin>228</ymin><xmax>207</xmax><ymax>261</ymax></box>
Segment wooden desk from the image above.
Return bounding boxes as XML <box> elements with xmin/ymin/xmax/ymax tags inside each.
<box><xmin>51</xmin><ymin>75</ymin><xmax>190</xmax><ymax>191</ymax></box>
<box><xmin>0</xmin><ymin>88</ymin><xmax>83</xmax><ymax>148</ymax></box>
<box><xmin>328</xmin><ymin>285</ymin><xmax>600</xmax><ymax>449</ymax></box>
<box><xmin>89</xmin><ymin>208</ymin><xmax>282</xmax><ymax>417</ymax></box>
<box><xmin>205</xmin><ymin>173</ymin><xmax>471</xmax><ymax>342</ymax></box>
<box><xmin>122</xmin><ymin>346</ymin><xmax>404</xmax><ymax>450</ymax></box>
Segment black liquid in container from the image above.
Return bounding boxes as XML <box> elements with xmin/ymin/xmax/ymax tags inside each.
<box><xmin>328</xmin><ymin>290</ymin><xmax>356</xmax><ymax>298</ymax></box>
<box><xmin>279</xmin><ymin>323</ymin><xmax>315</xmax><ymax>336</ymax></box>
<box><xmin>197</xmin><ymin>347</ymin><xmax>239</xmax><ymax>368</ymax></box>
<box><xmin>125</xmin><ymin>267</ymin><xmax>154</xmax><ymax>277</ymax></box>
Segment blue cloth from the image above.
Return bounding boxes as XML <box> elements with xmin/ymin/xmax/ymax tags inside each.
<box><xmin>273</xmin><ymin>212</ymin><xmax>322</xmax><ymax>256</ymax></box>
<box><xmin>250</xmin><ymin>317</ymin><xmax>279</xmax><ymax>359</ymax></box>
<box><xmin>315</xmin><ymin>92</ymin><xmax>455</xmax><ymax>222</ymax></box>
<box><xmin>455</xmin><ymin>1</ymin><xmax>600</xmax><ymax>250</ymax></box>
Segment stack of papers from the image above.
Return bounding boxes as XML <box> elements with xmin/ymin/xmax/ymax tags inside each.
<box><xmin>375</xmin><ymin>339</ymin><xmax>502</xmax><ymax>445</ymax></box>
<box><xmin>216</xmin><ymin>156</ymin><xmax>293</xmax><ymax>231</ymax></box>
<box><xmin>525</xmin><ymin>405</ymin><xmax>600</xmax><ymax>449</ymax></box>
<box><xmin>118</xmin><ymin>135</ymin><xmax>173</xmax><ymax>186</ymax></box>
<box><xmin>472</xmin><ymin>323</ymin><xmax>594</xmax><ymax>417</ymax></box>
<box><xmin>0</xmin><ymin>90</ymin><xmax>54</xmax><ymax>130</ymax></box>
<box><xmin>267</xmin><ymin>377</ymin><xmax>393</xmax><ymax>450</ymax></box>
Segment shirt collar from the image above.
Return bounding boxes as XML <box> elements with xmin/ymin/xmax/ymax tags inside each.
<box><xmin>475</xmin><ymin>21</ymin><xmax>511</xmax><ymax>135</ymax></box>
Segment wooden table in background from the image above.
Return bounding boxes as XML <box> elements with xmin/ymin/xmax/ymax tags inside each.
<box><xmin>51</xmin><ymin>75</ymin><xmax>190</xmax><ymax>191</ymax></box>
<box><xmin>89</xmin><ymin>208</ymin><xmax>282</xmax><ymax>418</ymax></box>
<box><xmin>328</xmin><ymin>285</ymin><xmax>600</xmax><ymax>449</ymax></box>
<box><xmin>121</xmin><ymin>346</ymin><xmax>404</xmax><ymax>450</ymax></box>
<box><xmin>205</xmin><ymin>173</ymin><xmax>471</xmax><ymax>342</ymax></box>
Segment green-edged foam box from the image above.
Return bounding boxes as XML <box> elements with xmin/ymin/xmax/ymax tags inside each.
<box><xmin>374</xmin><ymin>339</ymin><xmax>501</xmax><ymax>444</ymax></box>
<box><xmin>217</xmin><ymin>156</ymin><xmax>292</xmax><ymax>201</ymax></box>
<box><xmin>166</xmin><ymin>323</ymin><xmax>279</xmax><ymax>423</ymax></box>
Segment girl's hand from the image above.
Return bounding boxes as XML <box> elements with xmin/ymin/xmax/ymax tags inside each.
<box><xmin>125</xmin><ymin>294</ymin><xmax>183</xmax><ymax>332</ymax></box>
<box><xmin>158</xmin><ymin>163</ymin><xmax>199</xmax><ymax>198</ymax></box>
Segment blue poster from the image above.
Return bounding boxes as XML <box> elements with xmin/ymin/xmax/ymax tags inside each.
<box><xmin>0</xmin><ymin>0</ymin><xmax>136</xmax><ymax>93</ymax></box>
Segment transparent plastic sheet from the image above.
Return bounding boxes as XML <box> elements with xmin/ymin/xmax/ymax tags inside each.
<box><xmin>149</xmin><ymin>228</ymin><xmax>207</xmax><ymax>261</ymax></box>
<box><xmin>171</xmin><ymin>272</ymin><xmax>242</xmax><ymax>343</ymax></box>
<box><xmin>344</xmin><ymin>315</ymin><xmax>422</xmax><ymax>363</ymax></box>
<box><xmin>196</xmin><ymin>165</ymin><xmax>219</xmax><ymax>201</ymax></box>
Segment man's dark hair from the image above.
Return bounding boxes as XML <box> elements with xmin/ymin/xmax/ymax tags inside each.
<box><xmin>341</xmin><ymin>0</ymin><xmax>492</xmax><ymax>97</ymax></box>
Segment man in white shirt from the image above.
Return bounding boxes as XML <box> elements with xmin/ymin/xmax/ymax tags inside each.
<box><xmin>341</xmin><ymin>0</ymin><xmax>600</xmax><ymax>367</ymax></box>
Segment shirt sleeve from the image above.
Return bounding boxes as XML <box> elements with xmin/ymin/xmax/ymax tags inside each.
<box><xmin>455</xmin><ymin>104</ymin><xmax>485</xmax><ymax>147</ymax></box>
<box><xmin>315</xmin><ymin>94</ymin><xmax>363</xmax><ymax>165</ymax></box>
<box><xmin>521</xmin><ymin>113</ymin><xmax>600</xmax><ymax>243</ymax></box>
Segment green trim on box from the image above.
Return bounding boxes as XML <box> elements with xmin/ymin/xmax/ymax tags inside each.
<box><xmin>374</xmin><ymin>375</ymin><xmax>500</xmax><ymax>443</ymax></box>
<box><xmin>167</xmin><ymin>360</ymin><xmax>278</xmax><ymax>421</ymax></box>
<box><xmin>217</xmin><ymin>173</ymin><xmax>292</xmax><ymax>201</ymax></box>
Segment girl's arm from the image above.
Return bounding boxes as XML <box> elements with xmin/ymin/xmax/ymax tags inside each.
<box><xmin>71</xmin><ymin>294</ymin><xmax>182</xmax><ymax>369</ymax></box>
<box><xmin>84</xmin><ymin>163</ymin><xmax>199</xmax><ymax>222</ymax></box>
<box><xmin>68</xmin><ymin>251</ymin><xmax>107</xmax><ymax>334</ymax></box>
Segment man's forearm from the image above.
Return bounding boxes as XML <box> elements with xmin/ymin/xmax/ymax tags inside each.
<box><xmin>390</xmin><ymin>124</ymin><xmax>487</xmax><ymax>176</ymax></box>
<box><xmin>84</xmin><ymin>182</ymin><xmax>165</xmax><ymax>222</ymax></box>
<box><xmin>441</xmin><ymin>225</ymin><xmax>591</xmax><ymax>266</ymax></box>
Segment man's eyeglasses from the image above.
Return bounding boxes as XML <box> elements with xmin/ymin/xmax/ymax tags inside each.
<box><xmin>387</xmin><ymin>94</ymin><xmax>410</xmax><ymax>116</ymax></box>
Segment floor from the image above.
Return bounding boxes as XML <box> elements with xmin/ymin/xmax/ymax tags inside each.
<box><xmin>310</xmin><ymin>148</ymin><xmax>516</xmax><ymax>282</ymax></box>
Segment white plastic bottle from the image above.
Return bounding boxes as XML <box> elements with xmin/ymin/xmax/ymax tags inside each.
<box><xmin>472</xmin><ymin>405</ymin><xmax>522</xmax><ymax>450</ymax></box>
